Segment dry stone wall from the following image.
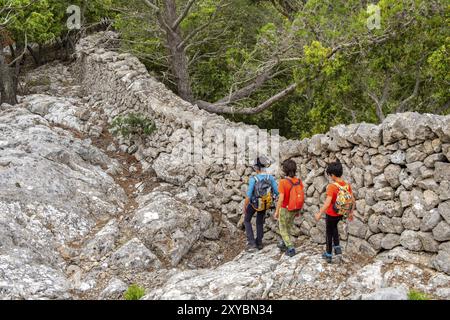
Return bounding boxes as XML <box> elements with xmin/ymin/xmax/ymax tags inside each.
<box><xmin>75</xmin><ymin>32</ymin><xmax>450</xmax><ymax>274</ymax></box>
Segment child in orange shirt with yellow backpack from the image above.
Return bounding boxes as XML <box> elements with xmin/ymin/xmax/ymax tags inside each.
<box><xmin>315</xmin><ymin>160</ymin><xmax>355</xmax><ymax>263</ymax></box>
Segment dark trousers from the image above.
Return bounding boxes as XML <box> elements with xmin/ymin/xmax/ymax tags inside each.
<box><xmin>244</xmin><ymin>204</ymin><xmax>265</xmax><ymax>246</ymax></box>
<box><xmin>326</xmin><ymin>214</ymin><xmax>342</xmax><ymax>254</ymax></box>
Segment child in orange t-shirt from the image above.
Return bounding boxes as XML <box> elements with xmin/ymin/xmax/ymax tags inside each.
<box><xmin>315</xmin><ymin>160</ymin><xmax>355</xmax><ymax>263</ymax></box>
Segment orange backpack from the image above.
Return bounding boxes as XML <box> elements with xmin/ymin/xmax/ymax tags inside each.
<box><xmin>286</xmin><ymin>178</ymin><xmax>305</xmax><ymax>212</ymax></box>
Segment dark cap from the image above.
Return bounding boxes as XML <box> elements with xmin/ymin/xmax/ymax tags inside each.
<box><xmin>253</xmin><ymin>155</ymin><xmax>271</xmax><ymax>169</ymax></box>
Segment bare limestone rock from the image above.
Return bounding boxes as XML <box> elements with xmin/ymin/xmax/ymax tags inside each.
<box><xmin>384</xmin><ymin>164</ymin><xmax>401</xmax><ymax>188</ymax></box>
<box><xmin>434</xmin><ymin>162</ymin><xmax>450</xmax><ymax>183</ymax></box>
<box><xmin>417</xmin><ymin>232</ymin><xmax>440</xmax><ymax>253</ymax></box>
<box><xmin>0</xmin><ymin>106</ymin><xmax>126</xmax><ymax>299</ymax></box>
<box><xmin>433</xmin><ymin>221</ymin><xmax>450</xmax><ymax>242</ymax></box>
<box><xmin>348</xmin><ymin>218</ymin><xmax>368</xmax><ymax>239</ymax></box>
<box><xmin>109</xmin><ymin>238</ymin><xmax>161</xmax><ymax>272</ymax></box>
<box><xmin>401</xmin><ymin>208</ymin><xmax>421</xmax><ymax>231</ymax></box>
<box><xmin>381</xmin><ymin>234</ymin><xmax>401</xmax><ymax>250</ymax></box>
<box><xmin>100</xmin><ymin>278</ymin><xmax>128</xmax><ymax>299</ymax></box>
<box><xmin>378</xmin><ymin>216</ymin><xmax>404</xmax><ymax>234</ymax></box>
<box><xmin>400</xmin><ymin>230</ymin><xmax>423</xmax><ymax>251</ymax></box>
<box><xmin>420</xmin><ymin>209</ymin><xmax>442</xmax><ymax>232</ymax></box>
<box><xmin>360</xmin><ymin>287</ymin><xmax>408</xmax><ymax>300</ymax></box>
<box><xmin>438</xmin><ymin>201</ymin><xmax>450</xmax><ymax>224</ymax></box>
<box><xmin>433</xmin><ymin>251</ymin><xmax>450</xmax><ymax>275</ymax></box>
<box><xmin>81</xmin><ymin>219</ymin><xmax>119</xmax><ymax>262</ymax></box>
<box><xmin>390</xmin><ymin>150</ymin><xmax>406</xmax><ymax>165</ymax></box>
<box><xmin>131</xmin><ymin>191</ymin><xmax>213</xmax><ymax>266</ymax></box>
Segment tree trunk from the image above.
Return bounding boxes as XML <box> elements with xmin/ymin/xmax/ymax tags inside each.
<box><xmin>163</xmin><ymin>0</ymin><xmax>193</xmax><ymax>102</ymax></box>
<box><xmin>8</xmin><ymin>44</ymin><xmax>15</xmax><ymax>59</ymax></box>
<box><xmin>28</xmin><ymin>44</ymin><xmax>41</xmax><ymax>66</ymax></box>
<box><xmin>167</xmin><ymin>36</ymin><xmax>193</xmax><ymax>102</ymax></box>
<box><xmin>0</xmin><ymin>57</ymin><xmax>18</xmax><ymax>105</ymax></box>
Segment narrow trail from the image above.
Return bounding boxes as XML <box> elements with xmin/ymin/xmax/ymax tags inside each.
<box><xmin>50</xmin><ymin>116</ymin><xmax>247</xmax><ymax>299</ymax></box>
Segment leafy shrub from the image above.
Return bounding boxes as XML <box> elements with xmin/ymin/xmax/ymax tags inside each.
<box><xmin>408</xmin><ymin>289</ymin><xmax>429</xmax><ymax>300</ymax></box>
<box><xmin>111</xmin><ymin>113</ymin><xmax>156</xmax><ymax>139</ymax></box>
<box><xmin>26</xmin><ymin>76</ymin><xmax>51</xmax><ymax>87</ymax></box>
<box><xmin>124</xmin><ymin>284</ymin><xmax>146</xmax><ymax>300</ymax></box>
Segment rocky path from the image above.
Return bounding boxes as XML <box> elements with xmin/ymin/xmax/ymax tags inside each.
<box><xmin>0</xmin><ymin>61</ymin><xmax>448</xmax><ymax>300</ymax></box>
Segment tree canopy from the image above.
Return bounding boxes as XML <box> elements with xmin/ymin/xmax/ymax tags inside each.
<box><xmin>1</xmin><ymin>0</ymin><xmax>448</xmax><ymax>138</ymax></box>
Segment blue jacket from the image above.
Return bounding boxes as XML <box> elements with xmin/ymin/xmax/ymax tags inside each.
<box><xmin>247</xmin><ymin>174</ymin><xmax>279</xmax><ymax>199</ymax></box>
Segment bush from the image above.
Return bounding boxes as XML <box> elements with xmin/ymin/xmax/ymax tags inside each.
<box><xmin>26</xmin><ymin>76</ymin><xmax>51</xmax><ymax>87</ymax></box>
<box><xmin>124</xmin><ymin>284</ymin><xmax>146</xmax><ymax>300</ymax></box>
<box><xmin>408</xmin><ymin>289</ymin><xmax>429</xmax><ymax>300</ymax></box>
<box><xmin>111</xmin><ymin>113</ymin><xmax>156</xmax><ymax>139</ymax></box>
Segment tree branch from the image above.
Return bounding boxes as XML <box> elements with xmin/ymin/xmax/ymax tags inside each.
<box><xmin>436</xmin><ymin>99</ymin><xmax>450</xmax><ymax>114</ymax></box>
<box><xmin>142</xmin><ymin>0</ymin><xmax>160</xmax><ymax>12</ymax></box>
<box><xmin>172</xmin><ymin>0</ymin><xmax>197</xmax><ymax>30</ymax></box>
<box><xmin>8</xmin><ymin>32</ymin><xmax>27</xmax><ymax>66</ymax></box>
<box><xmin>207</xmin><ymin>16</ymin><xmax>415</xmax><ymax>116</ymax></box>
<box><xmin>216</xmin><ymin>65</ymin><xmax>276</xmax><ymax>105</ymax></box>
<box><xmin>368</xmin><ymin>76</ymin><xmax>390</xmax><ymax>123</ymax></box>
<box><xmin>1</xmin><ymin>0</ymin><xmax>40</xmax><ymax>27</ymax></box>
<box><xmin>196</xmin><ymin>82</ymin><xmax>297</xmax><ymax>114</ymax></box>
<box><xmin>177</xmin><ymin>1</ymin><xmax>228</xmax><ymax>50</ymax></box>
<box><xmin>142</xmin><ymin>0</ymin><xmax>178</xmax><ymax>38</ymax></box>
<box><xmin>178</xmin><ymin>21</ymin><xmax>210</xmax><ymax>50</ymax></box>
<box><xmin>328</xmin><ymin>18</ymin><xmax>416</xmax><ymax>59</ymax></box>
<box><xmin>397</xmin><ymin>72</ymin><xmax>421</xmax><ymax>113</ymax></box>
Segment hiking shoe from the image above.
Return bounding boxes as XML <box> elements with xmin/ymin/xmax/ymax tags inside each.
<box><xmin>334</xmin><ymin>245</ymin><xmax>342</xmax><ymax>255</ymax></box>
<box><xmin>277</xmin><ymin>240</ymin><xmax>287</xmax><ymax>252</ymax></box>
<box><xmin>322</xmin><ymin>252</ymin><xmax>332</xmax><ymax>263</ymax></box>
<box><xmin>246</xmin><ymin>244</ymin><xmax>257</xmax><ymax>252</ymax></box>
<box><xmin>285</xmin><ymin>247</ymin><xmax>296</xmax><ymax>257</ymax></box>
<box><xmin>256</xmin><ymin>243</ymin><xmax>264</xmax><ymax>250</ymax></box>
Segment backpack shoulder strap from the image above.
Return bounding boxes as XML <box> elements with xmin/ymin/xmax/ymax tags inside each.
<box><xmin>287</xmin><ymin>177</ymin><xmax>300</xmax><ymax>186</ymax></box>
<box><xmin>333</xmin><ymin>182</ymin><xmax>342</xmax><ymax>188</ymax></box>
<box><xmin>333</xmin><ymin>182</ymin><xmax>349</xmax><ymax>191</ymax></box>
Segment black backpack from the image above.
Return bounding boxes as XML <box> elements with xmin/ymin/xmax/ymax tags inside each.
<box><xmin>250</xmin><ymin>175</ymin><xmax>273</xmax><ymax>212</ymax></box>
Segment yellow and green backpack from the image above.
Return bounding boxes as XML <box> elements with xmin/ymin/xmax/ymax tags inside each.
<box><xmin>251</xmin><ymin>176</ymin><xmax>273</xmax><ymax>212</ymax></box>
<box><xmin>332</xmin><ymin>182</ymin><xmax>353</xmax><ymax>218</ymax></box>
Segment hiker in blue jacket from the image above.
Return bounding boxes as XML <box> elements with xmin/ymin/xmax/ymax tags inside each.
<box><xmin>243</xmin><ymin>156</ymin><xmax>279</xmax><ymax>252</ymax></box>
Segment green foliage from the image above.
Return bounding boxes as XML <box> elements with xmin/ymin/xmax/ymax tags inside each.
<box><xmin>3</xmin><ymin>0</ymin><xmax>448</xmax><ymax>139</ymax></box>
<box><xmin>111</xmin><ymin>113</ymin><xmax>156</xmax><ymax>139</ymax></box>
<box><xmin>123</xmin><ymin>284</ymin><xmax>145</xmax><ymax>300</ymax></box>
<box><xmin>0</xmin><ymin>0</ymin><xmax>116</xmax><ymax>46</ymax></box>
<box><xmin>408</xmin><ymin>289</ymin><xmax>430</xmax><ymax>300</ymax></box>
<box><xmin>1</xmin><ymin>0</ymin><xmax>56</xmax><ymax>44</ymax></box>
<box><xmin>284</xmin><ymin>0</ymin><xmax>449</xmax><ymax>137</ymax></box>
<box><xmin>26</xmin><ymin>76</ymin><xmax>51</xmax><ymax>88</ymax></box>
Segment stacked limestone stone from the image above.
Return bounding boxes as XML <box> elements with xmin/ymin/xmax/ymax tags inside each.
<box><xmin>75</xmin><ymin>32</ymin><xmax>450</xmax><ymax>274</ymax></box>
<box><xmin>284</xmin><ymin>115</ymin><xmax>450</xmax><ymax>276</ymax></box>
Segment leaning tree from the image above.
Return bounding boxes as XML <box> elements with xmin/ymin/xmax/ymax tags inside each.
<box><xmin>114</xmin><ymin>0</ymin><xmax>446</xmax><ymax>121</ymax></box>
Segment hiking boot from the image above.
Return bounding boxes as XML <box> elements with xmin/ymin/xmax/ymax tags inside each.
<box><xmin>334</xmin><ymin>245</ymin><xmax>342</xmax><ymax>255</ymax></box>
<box><xmin>322</xmin><ymin>252</ymin><xmax>332</xmax><ymax>263</ymax></box>
<box><xmin>285</xmin><ymin>247</ymin><xmax>296</xmax><ymax>257</ymax></box>
<box><xmin>256</xmin><ymin>243</ymin><xmax>264</xmax><ymax>250</ymax></box>
<box><xmin>277</xmin><ymin>240</ymin><xmax>287</xmax><ymax>252</ymax></box>
<box><xmin>246</xmin><ymin>244</ymin><xmax>257</xmax><ymax>252</ymax></box>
